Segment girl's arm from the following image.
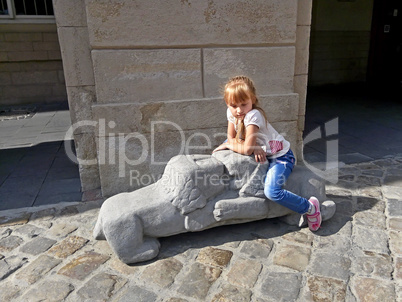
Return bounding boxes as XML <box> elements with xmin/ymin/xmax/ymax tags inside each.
<box><xmin>226</xmin><ymin>124</ymin><xmax>259</xmax><ymax>155</ymax></box>
<box><xmin>213</xmin><ymin>123</ymin><xmax>266</xmax><ymax>162</ymax></box>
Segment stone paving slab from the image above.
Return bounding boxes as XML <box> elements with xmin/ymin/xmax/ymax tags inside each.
<box><xmin>0</xmin><ymin>156</ymin><xmax>401</xmax><ymax>301</ymax></box>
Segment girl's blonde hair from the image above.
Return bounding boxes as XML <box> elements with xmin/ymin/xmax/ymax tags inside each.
<box><xmin>223</xmin><ymin>76</ymin><xmax>268</xmax><ymax>141</ymax></box>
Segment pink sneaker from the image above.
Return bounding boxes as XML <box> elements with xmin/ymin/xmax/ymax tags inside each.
<box><xmin>307</xmin><ymin>197</ymin><xmax>322</xmax><ymax>231</ymax></box>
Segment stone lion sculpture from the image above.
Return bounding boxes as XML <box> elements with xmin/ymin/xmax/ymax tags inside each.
<box><xmin>93</xmin><ymin>150</ymin><xmax>336</xmax><ymax>264</ymax></box>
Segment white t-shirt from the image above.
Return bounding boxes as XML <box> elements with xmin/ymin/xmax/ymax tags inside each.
<box><xmin>227</xmin><ymin>108</ymin><xmax>290</xmax><ymax>158</ymax></box>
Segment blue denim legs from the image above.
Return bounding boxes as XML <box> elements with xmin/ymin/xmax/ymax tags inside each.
<box><xmin>264</xmin><ymin>149</ymin><xmax>310</xmax><ymax>214</ymax></box>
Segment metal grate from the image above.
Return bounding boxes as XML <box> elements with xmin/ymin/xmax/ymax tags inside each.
<box><xmin>14</xmin><ymin>0</ymin><xmax>53</xmax><ymax>16</ymax></box>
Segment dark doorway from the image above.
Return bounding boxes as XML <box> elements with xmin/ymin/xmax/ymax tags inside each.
<box><xmin>368</xmin><ymin>0</ymin><xmax>402</xmax><ymax>92</ymax></box>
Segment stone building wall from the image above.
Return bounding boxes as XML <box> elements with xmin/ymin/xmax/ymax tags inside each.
<box><xmin>53</xmin><ymin>0</ymin><xmax>312</xmax><ymax>197</ymax></box>
<box><xmin>0</xmin><ymin>24</ymin><xmax>67</xmax><ymax>105</ymax></box>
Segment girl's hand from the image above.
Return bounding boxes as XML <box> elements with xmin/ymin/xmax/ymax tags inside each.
<box><xmin>253</xmin><ymin>146</ymin><xmax>267</xmax><ymax>163</ymax></box>
<box><xmin>212</xmin><ymin>143</ymin><xmax>229</xmax><ymax>153</ymax></box>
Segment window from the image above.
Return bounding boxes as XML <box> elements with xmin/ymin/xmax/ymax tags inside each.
<box><xmin>0</xmin><ymin>0</ymin><xmax>54</xmax><ymax>22</ymax></box>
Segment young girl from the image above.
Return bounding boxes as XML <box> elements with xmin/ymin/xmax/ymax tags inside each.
<box><xmin>213</xmin><ymin>75</ymin><xmax>322</xmax><ymax>231</ymax></box>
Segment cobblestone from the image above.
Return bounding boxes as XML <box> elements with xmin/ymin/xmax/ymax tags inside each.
<box><xmin>0</xmin><ymin>156</ymin><xmax>401</xmax><ymax>301</ymax></box>
<box><xmin>19</xmin><ymin>236</ymin><xmax>56</xmax><ymax>255</ymax></box>
<box><xmin>141</xmin><ymin>258</ymin><xmax>183</xmax><ymax>288</ymax></box>
<box><xmin>226</xmin><ymin>258</ymin><xmax>262</xmax><ymax>288</ymax></box>
<box><xmin>14</xmin><ymin>254</ymin><xmax>61</xmax><ymax>285</ymax></box>
<box><xmin>273</xmin><ymin>244</ymin><xmax>311</xmax><ymax>271</ymax></box>
<box><xmin>76</xmin><ymin>272</ymin><xmax>127</xmax><ymax>301</ymax></box>
<box><xmin>57</xmin><ymin>251</ymin><xmax>110</xmax><ymax>280</ymax></box>
<box><xmin>47</xmin><ymin>235</ymin><xmax>88</xmax><ymax>258</ymax></box>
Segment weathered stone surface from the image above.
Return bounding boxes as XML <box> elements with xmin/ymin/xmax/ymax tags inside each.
<box><xmin>353</xmin><ymin>210</ymin><xmax>386</xmax><ymax>229</ymax></box>
<box><xmin>309</xmin><ymin>252</ymin><xmax>351</xmax><ymax>281</ymax></box>
<box><xmin>239</xmin><ymin>239</ymin><xmax>273</xmax><ymax>259</ymax></box>
<box><xmin>57</xmin><ymin>27</ymin><xmax>94</xmax><ymax>87</ymax></box>
<box><xmin>315</xmin><ymin>220</ymin><xmax>352</xmax><ymax>254</ymax></box>
<box><xmin>0</xmin><ymin>281</ymin><xmax>21</xmax><ymax>301</ymax></box>
<box><xmin>165</xmin><ymin>299</ymin><xmax>188</xmax><ymax>302</ymax></box>
<box><xmin>114</xmin><ymin>285</ymin><xmax>157</xmax><ymax>302</ymax></box>
<box><xmin>389</xmin><ymin>231</ymin><xmax>402</xmax><ymax>254</ymax></box>
<box><xmin>29</xmin><ymin>208</ymin><xmax>55</xmax><ymax>221</ymax></box>
<box><xmin>356</xmin><ymin>175</ymin><xmax>381</xmax><ymax>187</ymax></box>
<box><xmin>92</xmin><ymin>94</ymin><xmax>298</xmax><ymax>138</ymax></box>
<box><xmin>307</xmin><ymin>276</ymin><xmax>347</xmax><ymax>302</ymax></box>
<box><xmin>58</xmin><ymin>252</ymin><xmax>110</xmax><ymax>280</ymax></box>
<box><xmin>53</xmin><ymin>0</ymin><xmax>87</xmax><ymax>27</ymax></box>
<box><xmin>76</xmin><ymin>272</ymin><xmax>127</xmax><ymax>301</ymax></box>
<box><xmin>353</xmin><ymin>225</ymin><xmax>389</xmax><ymax>254</ymax></box>
<box><xmin>92</xmin><ymin>97</ymin><xmax>227</xmax><ymax>135</ymax></box>
<box><xmin>204</xmin><ymin>47</ymin><xmax>295</xmax><ymax>97</ymax></box>
<box><xmin>141</xmin><ymin>258</ymin><xmax>183</xmax><ymax>288</ymax></box>
<box><xmin>259</xmin><ymin>272</ymin><xmax>302</xmax><ymax>301</ymax></box>
<box><xmin>59</xmin><ymin>205</ymin><xmax>79</xmax><ymax>216</ymax></box>
<box><xmin>107</xmin><ymin>258</ymin><xmax>140</xmax><ymax>275</ymax></box>
<box><xmin>273</xmin><ymin>244</ymin><xmax>311</xmax><ymax>271</ymax></box>
<box><xmin>20</xmin><ymin>281</ymin><xmax>74</xmax><ymax>302</ymax></box>
<box><xmin>357</xmin><ymin>186</ymin><xmax>383</xmax><ymax>199</ymax></box>
<box><xmin>86</xmin><ymin>0</ymin><xmax>297</xmax><ymax>47</ymax></box>
<box><xmin>15</xmin><ymin>255</ymin><xmax>61</xmax><ymax>285</ymax></box>
<box><xmin>0</xmin><ymin>235</ymin><xmax>23</xmax><ymax>252</ymax></box>
<box><xmin>227</xmin><ymin>258</ymin><xmax>262</xmax><ymax>289</ymax></box>
<box><xmin>382</xmin><ymin>185</ymin><xmax>402</xmax><ymax>200</ymax></box>
<box><xmin>356</xmin><ymin>196</ymin><xmax>385</xmax><ymax>212</ymax></box>
<box><xmin>295</xmin><ymin>25</ymin><xmax>311</xmax><ymax>75</ymax></box>
<box><xmin>395</xmin><ymin>257</ymin><xmax>402</xmax><ymax>280</ymax></box>
<box><xmin>351</xmin><ymin>277</ymin><xmax>396</xmax><ymax>302</ymax></box>
<box><xmin>282</xmin><ymin>230</ymin><xmax>313</xmax><ymax>245</ymax></box>
<box><xmin>212</xmin><ymin>283</ymin><xmax>252</xmax><ymax>302</ymax></box>
<box><xmin>0</xmin><ymin>213</ymin><xmax>30</xmax><ymax>226</ymax></box>
<box><xmin>352</xmin><ymin>250</ymin><xmax>393</xmax><ymax>279</ymax></box>
<box><xmin>389</xmin><ymin>217</ymin><xmax>402</xmax><ymax>231</ymax></box>
<box><xmin>0</xmin><ymin>228</ymin><xmax>11</xmax><ymax>240</ymax></box>
<box><xmin>297</xmin><ymin>0</ymin><xmax>313</xmax><ymax>26</ymax></box>
<box><xmin>14</xmin><ymin>224</ymin><xmax>45</xmax><ymax>238</ymax></box>
<box><xmin>19</xmin><ymin>237</ymin><xmax>56</xmax><ymax>255</ymax></box>
<box><xmin>66</xmin><ymin>85</ymin><xmax>96</xmax><ymax>131</ymax></box>
<box><xmin>92</xmin><ymin>49</ymin><xmax>202</xmax><ymax>104</ymax></box>
<box><xmin>197</xmin><ymin>247</ymin><xmax>233</xmax><ymax>268</ymax></box>
<box><xmin>388</xmin><ymin>199</ymin><xmax>402</xmax><ymax>216</ymax></box>
<box><xmin>0</xmin><ymin>255</ymin><xmax>28</xmax><ymax>281</ymax></box>
<box><xmin>177</xmin><ymin>262</ymin><xmax>222</xmax><ymax>300</ymax></box>
<box><xmin>47</xmin><ymin>235</ymin><xmax>88</xmax><ymax>258</ymax></box>
<box><xmin>47</xmin><ymin>223</ymin><xmax>78</xmax><ymax>238</ymax></box>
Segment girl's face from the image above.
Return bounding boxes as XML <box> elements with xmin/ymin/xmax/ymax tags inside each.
<box><xmin>227</xmin><ymin>98</ymin><xmax>253</xmax><ymax>120</ymax></box>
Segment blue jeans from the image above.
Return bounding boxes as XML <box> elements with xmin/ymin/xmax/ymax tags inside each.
<box><xmin>264</xmin><ymin>149</ymin><xmax>310</xmax><ymax>214</ymax></box>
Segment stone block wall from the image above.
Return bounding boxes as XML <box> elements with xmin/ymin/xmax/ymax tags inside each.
<box><xmin>53</xmin><ymin>0</ymin><xmax>312</xmax><ymax>197</ymax></box>
<box><xmin>53</xmin><ymin>0</ymin><xmax>101</xmax><ymax>192</ymax></box>
<box><xmin>0</xmin><ymin>24</ymin><xmax>67</xmax><ymax>105</ymax></box>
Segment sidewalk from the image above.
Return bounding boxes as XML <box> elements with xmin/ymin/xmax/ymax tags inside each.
<box><xmin>0</xmin><ymin>85</ymin><xmax>401</xmax><ymax>301</ymax></box>
<box><xmin>0</xmin><ymin>102</ymin><xmax>81</xmax><ymax>211</ymax></box>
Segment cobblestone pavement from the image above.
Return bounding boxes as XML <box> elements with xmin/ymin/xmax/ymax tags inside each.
<box><xmin>0</xmin><ymin>156</ymin><xmax>401</xmax><ymax>302</ymax></box>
